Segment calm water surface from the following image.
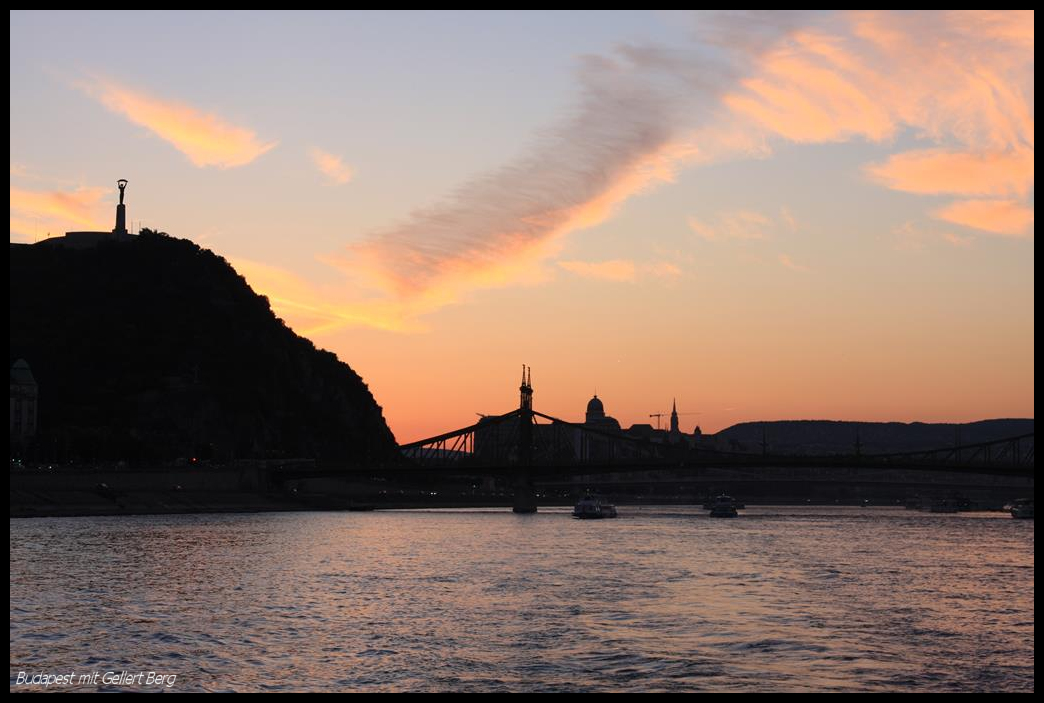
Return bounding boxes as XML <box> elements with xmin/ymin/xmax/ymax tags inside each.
<box><xmin>9</xmin><ymin>507</ymin><xmax>1034</xmax><ymax>692</ymax></box>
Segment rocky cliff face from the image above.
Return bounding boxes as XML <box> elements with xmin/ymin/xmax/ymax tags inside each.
<box><xmin>10</xmin><ymin>231</ymin><xmax>399</xmax><ymax>464</ymax></box>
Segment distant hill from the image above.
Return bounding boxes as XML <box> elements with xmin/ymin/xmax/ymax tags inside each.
<box><xmin>9</xmin><ymin>231</ymin><xmax>399</xmax><ymax>464</ymax></box>
<box><xmin>712</xmin><ymin>419</ymin><xmax>1034</xmax><ymax>455</ymax></box>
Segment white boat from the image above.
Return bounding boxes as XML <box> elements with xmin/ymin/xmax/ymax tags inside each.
<box><xmin>573</xmin><ymin>495</ymin><xmax>617</xmax><ymax>519</ymax></box>
<box><xmin>708</xmin><ymin>494</ymin><xmax>739</xmax><ymax>518</ymax></box>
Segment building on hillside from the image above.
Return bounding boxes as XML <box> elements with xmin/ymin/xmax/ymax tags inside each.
<box><xmin>10</xmin><ymin>359</ymin><xmax>38</xmax><ymax>445</ymax></box>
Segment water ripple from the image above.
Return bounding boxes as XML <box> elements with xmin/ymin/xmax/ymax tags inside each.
<box><xmin>9</xmin><ymin>507</ymin><xmax>1034</xmax><ymax>692</ymax></box>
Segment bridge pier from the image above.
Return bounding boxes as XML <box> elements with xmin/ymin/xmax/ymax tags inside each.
<box><xmin>512</xmin><ymin>473</ymin><xmax>538</xmax><ymax>514</ymax></box>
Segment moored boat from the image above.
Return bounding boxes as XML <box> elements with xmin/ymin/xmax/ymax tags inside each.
<box><xmin>573</xmin><ymin>495</ymin><xmax>617</xmax><ymax>519</ymax></box>
<box><xmin>1010</xmin><ymin>499</ymin><xmax>1034</xmax><ymax>519</ymax></box>
<box><xmin>708</xmin><ymin>494</ymin><xmax>739</xmax><ymax>518</ymax></box>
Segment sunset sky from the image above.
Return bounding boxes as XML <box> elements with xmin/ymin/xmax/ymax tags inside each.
<box><xmin>10</xmin><ymin>11</ymin><xmax>1034</xmax><ymax>442</ymax></box>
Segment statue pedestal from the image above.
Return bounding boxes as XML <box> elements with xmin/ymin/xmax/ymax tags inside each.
<box><xmin>113</xmin><ymin>203</ymin><xmax>127</xmax><ymax>234</ymax></box>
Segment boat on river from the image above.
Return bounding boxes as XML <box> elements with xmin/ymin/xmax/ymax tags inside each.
<box><xmin>1010</xmin><ymin>499</ymin><xmax>1034</xmax><ymax>519</ymax></box>
<box><xmin>573</xmin><ymin>495</ymin><xmax>617</xmax><ymax>519</ymax></box>
<box><xmin>708</xmin><ymin>494</ymin><xmax>739</xmax><ymax>518</ymax></box>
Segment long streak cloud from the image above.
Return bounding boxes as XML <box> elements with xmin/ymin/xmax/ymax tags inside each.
<box><xmin>261</xmin><ymin>11</ymin><xmax>1034</xmax><ymax>333</ymax></box>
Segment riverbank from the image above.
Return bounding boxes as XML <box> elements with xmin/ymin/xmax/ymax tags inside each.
<box><xmin>11</xmin><ymin>465</ymin><xmax>1027</xmax><ymax>518</ymax></box>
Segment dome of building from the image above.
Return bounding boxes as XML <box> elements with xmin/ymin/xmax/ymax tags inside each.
<box><xmin>10</xmin><ymin>359</ymin><xmax>36</xmax><ymax>387</ymax></box>
<box><xmin>585</xmin><ymin>395</ymin><xmax>607</xmax><ymax>424</ymax></box>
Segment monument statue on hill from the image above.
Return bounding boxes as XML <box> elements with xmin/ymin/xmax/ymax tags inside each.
<box><xmin>33</xmin><ymin>177</ymin><xmax>138</xmax><ymax>249</ymax></box>
<box><xmin>114</xmin><ymin>179</ymin><xmax>128</xmax><ymax>234</ymax></box>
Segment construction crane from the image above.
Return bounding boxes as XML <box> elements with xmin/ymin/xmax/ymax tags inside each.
<box><xmin>649</xmin><ymin>411</ymin><xmax>701</xmax><ymax>430</ymax></box>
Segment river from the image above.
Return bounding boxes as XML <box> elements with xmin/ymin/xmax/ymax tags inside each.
<box><xmin>9</xmin><ymin>507</ymin><xmax>1034</xmax><ymax>692</ymax></box>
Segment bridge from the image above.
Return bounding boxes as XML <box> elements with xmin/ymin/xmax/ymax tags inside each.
<box><xmin>394</xmin><ymin>369</ymin><xmax>1033</xmax><ymax>511</ymax></box>
<box><xmin>264</xmin><ymin>370</ymin><xmax>1032</xmax><ymax>511</ymax></box>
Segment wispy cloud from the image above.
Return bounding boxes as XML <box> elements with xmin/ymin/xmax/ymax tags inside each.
<box><xmin>644</xmin><ymin>261</ymin><xmax>683</xmax><ymax>278</ymax></box>
<box><xmin>778</xmin><ymin>253</ymin><xmax>810</xmax><ymax>272</ymax></box>
<box><xmin>865</xmin><ymin>147</ymin><xmax>1034</xmax><ymax>198</ymax></box>
<box><xmin>719</xmin><ymin>11</ymin><xmax>1034</xmax><ymax>235</ymax></box>
<box><xmin>309</xmin><ymin>147</ymin><xmax>353</xmax><ymax>185</ymax></box>
<box><xmin>244</xmin><ymin>11</ymin><xmax>1033</xmax><ymax>332</ymax></box>
<box><xmin>348</xmin><ymin>10</ymin><xmax>1033</xmax><ymax>304</ymax></box>
<box><xmin>932</xmin><ymin>199</ymin><xmax>1034</xmax><ymax>237</ymax></box>
<box><xmin>688</xmin><ymin>210</ymin><xmax>774</xmax><ymax>241</ymax></box>
<box><xmin>10</xmin><ymin>185</ymin><xmax>110</xmax><ymax>240</ymax></box>
<box><xmin>75</xmin><ymin>75</ymin><xmax>277</xmax><ymax>169</ymax></box>
<box><xmin>892</xmin><ymin>220</ymin><xmax>977</xmax><ymax>251</ymax></box>
<box><xmin>557</xmin><ymin>259</ymin><xmax>681</xmax><ymax>282</ymax></box>
<box><xmin>942</xmin><ymin>232</ymin><xmax>975</xmax><ymax>248</ymax></box>
<box><xmin>233</xmin><ymin>258</ymin><xmax>426</xmax><ymax>335</ymax></box>
<box><xmin>348</xmin><ymin>68</ymin><xmax>695</xmax><ymax>301</ymax></box>
<box><xmin>558</xmin><ymin>259</ymin><xmax>636</xmax><ymax>282</ymax></box>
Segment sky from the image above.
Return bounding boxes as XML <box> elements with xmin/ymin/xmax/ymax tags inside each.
<box><xmin>10</xmin><ymin>11</ymin><xmax>1034</xmax><ymax>443</ymax></box>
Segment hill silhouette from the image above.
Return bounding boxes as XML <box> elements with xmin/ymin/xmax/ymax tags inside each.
<box><xmin>712</xmin><ymin>419</ymin><xmax>1034</xmax><ymax>455</ymax></box>
<box><xmin>10</xmin><ymin>231</ymin><xmax>398</xmax><ymax>465</ymax></box>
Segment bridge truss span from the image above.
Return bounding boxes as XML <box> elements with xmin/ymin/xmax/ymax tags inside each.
<box><xmin>400</xmin><ymin>410</ymin><xmax>1033</xmax><ymax>478</ymax></box>
<box><xmin>399</xmin><ymin>407</ymin><xmax>672</xmax><ymax>473</ymax></box>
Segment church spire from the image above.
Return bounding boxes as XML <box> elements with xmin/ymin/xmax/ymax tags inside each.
<box><xmin>670</xmin><ymin>397</ymin><xmax>680</xmax><ymax>435</ymax></box>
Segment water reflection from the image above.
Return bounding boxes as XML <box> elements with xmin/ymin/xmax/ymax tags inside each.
<box><xmin>10</xmin><ymin>508</ymin><xmax>1034</xmax><ymax>692</ymax></box>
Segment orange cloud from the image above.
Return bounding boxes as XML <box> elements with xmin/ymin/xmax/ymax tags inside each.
<box><xmin>10</xmin><ymin>185</ymin><xmax>110</xmax><ymax>240</ymax></box>
<box><xmin>932</xmin><ymin>199</ymin><xmax>1034</xmax><ymax>237</ymax></box>
<box><xmin>643</xmin><ymin>261</ymin><xmax>683</xmax><ymax>278</ymax></box>
<box><xmin>688</xmin><ymin>210</ymin><xmax>774</xmax><ymax>241</ymax></box>
<box><xmin>942</xmin><ymin>232</ymin><xmax>974</xmax><ymax>248</ymax></box>
<box><xmin>242</xmin><ymin>129</ymin><xmax>692</xmax><ymax>334</ymax></box>
<box><xmin>715</xmin><ymin>12</ymin><xmax>1035</xmax><ymax>238</ymax></box>
<box><xmin>724</xmin><ymin>46</ymin><xmax>894</xmax><ymax>144</ymax></box>
<box><xmin>557</xmin><ymin>259</ymin><xmax>683</xmax><ymax>282</ymax></box>
<box><xmin>351</xmin><ymin>131</ymin><xmax>693</xmax><ymax>304</ymax></box>
<box><xmin>232</xmin><ymin>258</ymin><xmax>427</xmax><ymax>335</ymax></box>
<box><xmin>866</xmin><ymin>147</ymin><xmax>1034</xmax><ymax>198</ymax></box>
<box><xmin>892</xmin><ymin>221</ymin><xmax>975</xmax><ymax>251</ymax></box>
<box><xmin>558</xmin><ymin>259</ymin><xmax>636</xmax><ymax>282</ymax></box>
<box><xmin>242</xmin><ymin>12</ymin><xmax>1033</xmax><ymax>332</ymax></box>
<box><xmin>77</xmin><ymin>76</ymin><xmax>277</xmax><ymax>168</ymax></box>
<box><xmin>778</xmin><ymin>253</ymin><xmax>810</xmax><ymax>272</ymax></box>
<box><xmin>309</xmin><ymin>148</ymin><xmax>353</xmax><ymax>185</ymax></box>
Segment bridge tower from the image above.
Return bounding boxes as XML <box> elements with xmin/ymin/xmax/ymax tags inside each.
<box><xmin>513</xmin><ymin>365</ymin><xmax>538</xmax><ymax>513</ymax></box>
<box><xmin>519</xmin><ymin>365</ymin><xmax>532</xmax><ymax>412</ymax></box>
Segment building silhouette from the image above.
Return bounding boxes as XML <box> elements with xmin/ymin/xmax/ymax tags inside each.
<box><xmin>10</xmin><ymin>359</ymin><xmax>38</xmax><ymax>444</ymax></box>
<box><xmin>584</xmin><ymin>394</ymin><xmax>703</xmax><ymax>447</ymax></box>
<box><xmin>585</xmin><ymin>394</ymin><xmax>704</xmax><ymax>447</ymax></box>
<box><xmin>584</xmin><ymin>394</ymin><xmax>621</xmax><ymax>432</ymax></box>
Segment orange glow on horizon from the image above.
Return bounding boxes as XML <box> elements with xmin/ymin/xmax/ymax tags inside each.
<box><xmin>9</xmin><ymin>185</ymin><xmax>110</xmax><ymax>240</ymax></box>
<box><xmin>9</xmin><ymin>12</ymin><xmax>1033</xmax><ymax>446</ymax></box>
